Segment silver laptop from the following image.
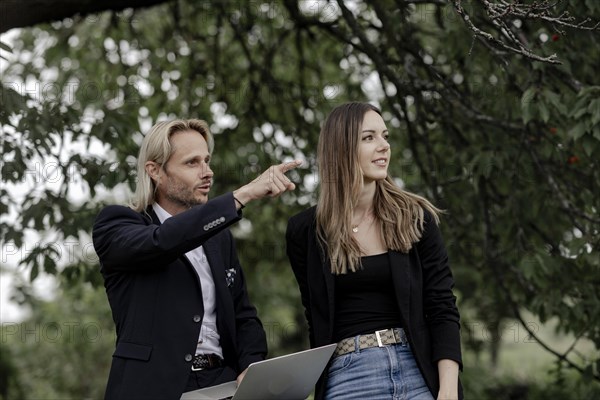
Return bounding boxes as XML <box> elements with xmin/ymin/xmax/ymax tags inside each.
<box><xmin>180</xmin><ymin>344</ymin><xmax>337</xmax><ymax>400</ymax></box>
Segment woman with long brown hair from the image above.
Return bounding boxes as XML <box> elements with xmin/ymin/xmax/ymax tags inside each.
<box><xmin>286</xmin><ymin>102</ymin><xmax>462</xmax><ymax>399</ymax></box>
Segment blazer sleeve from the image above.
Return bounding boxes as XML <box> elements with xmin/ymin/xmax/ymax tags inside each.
<box><xmin>285</xmin><ymin>215</ymin><xmax>316</xmax><ymax>347</ymax></box>
<box><xmin>417</xmin><ymin>210</ymin><xmax>463</xmax><ymax>369</ymax></box>
<box><xmin>227</xmin><ymin>231</ymin><xmax>268</xmax><ymax>370</ymax></box>
<box><xmin>93</xmin><ymin>192</ymin><xmax>241</xmax><ymax>272</ymax></box>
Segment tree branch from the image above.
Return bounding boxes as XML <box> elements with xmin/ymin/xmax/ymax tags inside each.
<box><xmin>483</xmin><ymin>0</ymin><xmax>600</xmax><ymax>32</ymax></box>
<box><xmin>452</xmin><ymin>0</ymin><xmax>561</xmax><ymax>64</ymax></box>
<box><xmin>0</xmin><ymin>0</ymin><xmax>171</xmax><ymax>33</ymax></box>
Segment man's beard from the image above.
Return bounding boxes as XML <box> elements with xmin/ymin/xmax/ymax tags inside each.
<box><xmin>164</xmin><ymin>177</ymin><xmax>206</xmax><ymax>209</ymax></box>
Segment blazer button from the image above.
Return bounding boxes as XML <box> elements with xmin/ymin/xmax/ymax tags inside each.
<box><xmin>193</xmin><ymin>315</ymin><xmax>201</xmax><ymax>323</ymax></box>
<box><xmin>184</xmin><ymin>354</ymin><xmax>192</xmax><ymax>362</ymax></box>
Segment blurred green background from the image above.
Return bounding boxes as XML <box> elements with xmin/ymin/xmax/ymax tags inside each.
<box><xmin>1</xmin><ymin>1</ymin><xmax>599</xmax><ymax>399</ymax></box>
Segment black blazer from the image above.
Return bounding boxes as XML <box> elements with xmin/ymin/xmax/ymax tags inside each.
<box><xmin>285</xmin><ymin>206</ymin><xmax>462</xmax><ymax>399</ymax></box>
<box><xmin>92</xmin><ymin>193</ymin><xmax>267</xmax><ymax>400</ymax></box>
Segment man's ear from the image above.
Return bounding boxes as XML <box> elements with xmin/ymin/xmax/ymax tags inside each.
<box><xmin>145</xmin><ymin>161</ymin><xmax>161</xmax><ymax>184</ymax></box>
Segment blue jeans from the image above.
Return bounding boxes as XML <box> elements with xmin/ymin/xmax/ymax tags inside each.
<box><xmin>325</xmin><ymin>338</ymin><xmax>434</xmax><ymax>400</ymax></box>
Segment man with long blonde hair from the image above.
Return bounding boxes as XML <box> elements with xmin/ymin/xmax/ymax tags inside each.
<box><xmin>93</xmin><ymin>118</ymin><xmax>301</xmax><ymax>399</ymax></box>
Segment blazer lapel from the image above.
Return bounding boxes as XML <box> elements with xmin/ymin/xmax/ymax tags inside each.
<box><xmin>146</xmin><ymin>206</ymin><xmax>201</xmax><ymax>285</ymax></box>
<box><xmin>202</xmin><ymin>239</ymin><xmax>231</xmax><ymax>305</ymax></box>
<box><xmin>201</xmin><ymin>239</ymin><xmax>235</xmax><ymax>333</ymax></box>
<box><xmin>310</xmin><ymin>230</ymin><xmax>335</xmax><ymax>341</ymax></box>
<box><xmin>389</xmin><ymin>251</ymin><xmax>411</xmax><ymax>329</ymax></box>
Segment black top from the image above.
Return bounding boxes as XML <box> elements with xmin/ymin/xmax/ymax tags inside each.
<box><xmin>333</xmin><ymin>252</ymin><xmax>403</xmax><ymax>342</ymax></box>
<box><xmin>286</xmin><ymin>206</ymin><xmax>463</xmax><ymax>399</ymax></box>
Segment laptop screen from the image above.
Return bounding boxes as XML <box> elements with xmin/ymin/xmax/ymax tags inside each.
<box><xmin>181</xmin><ymin>344</ymin><xmax>337</xmax><ymax>400</ymax></box>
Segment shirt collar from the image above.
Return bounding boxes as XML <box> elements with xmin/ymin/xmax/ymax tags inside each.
<box><xmin>152</xmin><ymin>202</ymin><xmax>171</xmax><ymax>224</ymax></box>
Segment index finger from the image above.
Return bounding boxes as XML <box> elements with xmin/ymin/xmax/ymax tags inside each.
<box><xmin>279</xmin><ymin>159</ymin><xmax>303</xmax><ymax>173</ymax></box>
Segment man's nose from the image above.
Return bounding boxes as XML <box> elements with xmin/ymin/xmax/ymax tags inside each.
<box><xmin>202</xmin><ymin>163</ymin><xmax>214</xmax><ymax>178</ymax></box>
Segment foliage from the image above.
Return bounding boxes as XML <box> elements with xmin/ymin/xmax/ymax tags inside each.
<box><xmin>461</xmin><ymin>359</ymin><xmax>600</xmax><ymax>400</ymax></box>
<box><xmin>0</xmin><ymin>277</ymin><xmax>114</xmax><ymax>399</ymax></box>
<box><xmin>1</xmin><ymin>0</ymin><xmax>599</xmax><ymax>397</ymax></box>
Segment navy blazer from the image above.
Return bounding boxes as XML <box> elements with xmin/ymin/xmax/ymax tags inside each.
<box><xmin>93</xmin><ymin>193</ymin><xmax>267</xmax><ymax>400</ymax></box>
<box><xmin>285</xmin><ymin>206</ymin><xmax>462</xmax><ymax>399</ymax></box>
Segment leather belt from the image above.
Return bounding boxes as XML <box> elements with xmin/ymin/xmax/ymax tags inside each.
<box><xmin>191</xmin><ymin>353</ymin><xmax>224</xmax><ymax>371</ymax></box>
<box><xmin>333</xmin><ymin>328</ymin><xmax>407</xmax><ymax>358</ymax></box>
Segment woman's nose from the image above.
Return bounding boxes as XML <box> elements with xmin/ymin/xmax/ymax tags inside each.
<box><xmin>378</xmin><ymin>138</ymin><xmax>390</xmax><ymax>151</ymax></box>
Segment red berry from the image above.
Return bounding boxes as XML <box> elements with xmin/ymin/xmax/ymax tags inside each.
<box><xmin>552</xmin><ymin>34</ymin><xmax>560</xmax><ymax>42</ymax></box>
<box><xmin>567</xmin><ymin>156</ymin><xmax>579</xmax><ymax>164</ymax></box>
<box><xmin>549</xmin><ymin>127</ymin><xmax>557</xmax><ymax>134</ymax></box>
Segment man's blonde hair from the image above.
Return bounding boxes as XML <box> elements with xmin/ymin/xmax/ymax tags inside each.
<box><xmin>130</xmin><ymin>119</ymin><xmax>214</xmax><ymax>212</ymax></box>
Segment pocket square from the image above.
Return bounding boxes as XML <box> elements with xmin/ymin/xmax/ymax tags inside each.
<box><xmin>225</xmin><ymin>268</ymin><xmax>236</xmax><ymax>287</ymax></box>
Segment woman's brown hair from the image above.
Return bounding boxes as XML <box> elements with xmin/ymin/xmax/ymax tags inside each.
<box><xmin>316</xmin><ymin>102</ymin><xmax>440</xmax><ymax>274</ymax></box>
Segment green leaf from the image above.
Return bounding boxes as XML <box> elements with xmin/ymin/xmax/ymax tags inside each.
<box><xmin>581</xmin><ymin>135</ymin><xmax>597</xmax><ymax>157</ymax></box>
<box><xmin>588</xmin><ymin>99</ymin><xmax>600</xmax><ymax>125</ymax></box>
<box><xmin>30</xmin><ymin>263</ymin><xmax>39</xmax><ymax>281</ymax></box>
<box><xmin>568</xmin><ymin>122</ymin><xmax>587</xmax><ymax>140</ymax></box>
<box><xmin>0</xmin><ymin>40</ymin><xmax>12</xmax><ymax>52</ymax></box>
<box><xmin>521</xmin><ymin>88</ymin><xmax>537</xmax><ymax>123</ymax></box>
<box><xmin>538</xmin><ymin>101</ymin><xmax>550</xmax><ymax>123</ymax></box>
<box><xmin>572</xmin><ymin>106</ymin><xmax>589</xmax><ymax>120</ymax></box>
<box><xmin>593</xmin><ymin>125</ymin><xmax>600</xmax><ymax>140</ymax></box>
<box><xmin>543</xmin><ymin>89</ymin><xmax>568</xmax><ymax>115</ymax></box>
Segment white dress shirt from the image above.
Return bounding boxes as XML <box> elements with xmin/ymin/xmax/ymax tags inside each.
<box><xmin>152</xmin><ymin>203</ymin><xmax>223</xmax><ymax>358</ymax></box>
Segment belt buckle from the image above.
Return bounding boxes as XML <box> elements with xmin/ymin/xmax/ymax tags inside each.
<box><xmin>375</xmin><ymin>329</ymin><xmax>388</xmax><ymax>347</ymax></box>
